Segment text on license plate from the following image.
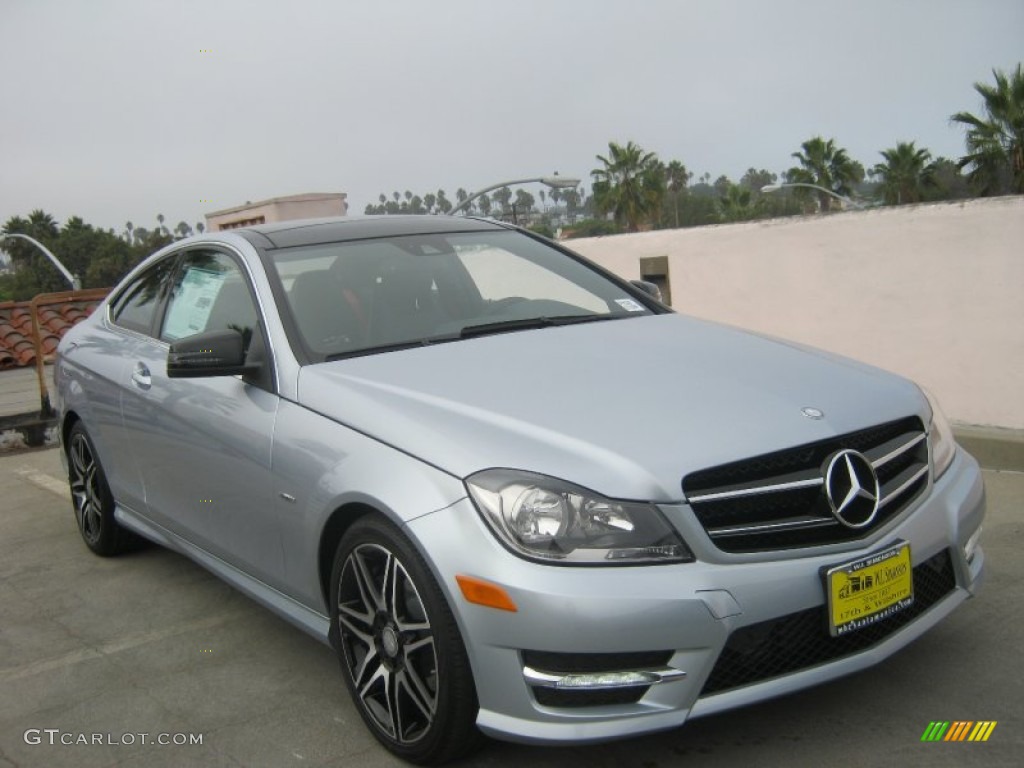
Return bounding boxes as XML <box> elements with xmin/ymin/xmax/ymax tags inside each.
<box><xmin>825</xmin><ymin>542</ymin><xmax>914</xmax><ymax>637</ymax></box>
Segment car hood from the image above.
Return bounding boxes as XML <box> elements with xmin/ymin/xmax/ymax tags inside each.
<box><xmin>297</xmin><ymin>314</ymin><xmax>927</xmax><ymax>502</ymax></box>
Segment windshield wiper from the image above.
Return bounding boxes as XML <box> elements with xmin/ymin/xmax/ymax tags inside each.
<box><xmin>458</xmin><ymin>314</ymin><xmax>619</xmax><ymax>339</ymax></box>
<box><xmin>323</xmin><ymin>335</ymin><xmax>460</xmax><ymax>361</ymax></box>
<box><xmin>322</xmin><ymin>315</ymin><xmax>622</xmax><ymax>360</ymax></box>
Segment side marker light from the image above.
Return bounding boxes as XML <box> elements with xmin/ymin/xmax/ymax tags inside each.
<box><xmin>456</xmin><ymin>574</ymin><xmax>518</xmax><ymax>612</ymax></box>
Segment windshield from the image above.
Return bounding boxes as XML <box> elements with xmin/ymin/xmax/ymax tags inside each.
<box><xmin>267</xmin><ymin>230</ymin><xmax>655</xmax><ymax>360</ymax></box>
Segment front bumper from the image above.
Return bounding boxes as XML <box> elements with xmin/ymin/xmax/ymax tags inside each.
<box><xmin>405</xmin><ymin>447</ymin><xmax>985</xmax><ymax>745</ymax></box>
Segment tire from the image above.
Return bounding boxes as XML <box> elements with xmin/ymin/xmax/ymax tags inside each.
<box><xmin>330</xmin><ymin>516</ymin><xmax>483</xmax><ymax>765</ymax></box>
<box><xmin>66</xmin><ymin>422</ymin><xmax>134</xmax><ymax>556</ymax></box>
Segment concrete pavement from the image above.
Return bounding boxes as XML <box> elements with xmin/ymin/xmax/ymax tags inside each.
<box><xmin>0</xmin><ymin>447</ymin><xmax>1021</xmax><ymax>767</ymax></box>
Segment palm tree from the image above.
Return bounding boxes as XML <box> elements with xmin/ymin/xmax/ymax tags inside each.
<box><xmin>125</xmin><ymin>221</ymin><xmax>134</xmax><ymax>243</ymax></box>
<box><xmin>591</xmin><ymin>140</ymin><xmax>665</xmax><ymax>231</ymax></box>
<box><xmin>514</xmin><ymin>189</ymin><xmax>535</xmax><ymax>216</ymax></box>
<box><xmin>27</xmin><ymin>209</ymin><xmax>60</xmax><ymax>239</ymax></box>
<box><xmin>664</xmin><ymin>160</ymin><xmax>690</xmax><ymax>228</ymax></box>
<box><xmin>477</xmin><ymin>193</ymin><xmax>492</xmax><ymax>217</ymax></box>
<box><xmin>786</xmin><ymin>137</ymin><xmax>864</xmax><ymax>212</ymax></box>
<box><xmin>493</xmin><ymin>186</ymin><xmax>512</xmax><ymax>214</ymax></box>
<box><xmin>562</xmin><ymin>188</ymin><xmax>581</xmax><ymax>224</ymax></box>
<box><xmin>872</xmin><ymin>142</ymin><xmax>934</xmax><ymax>205</ymax></box>
<box><xmin>950</xmin><ymin>64</ymin><xmax>1024</xmax><ymax>195</ymax></box>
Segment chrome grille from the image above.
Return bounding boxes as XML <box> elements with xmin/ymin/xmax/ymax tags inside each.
<box><xmin>683</xmin><ymin>417</ymin><xmax>929</xmax><ymax>552</ymax></box>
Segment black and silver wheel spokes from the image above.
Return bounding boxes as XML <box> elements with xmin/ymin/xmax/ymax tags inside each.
<box><xmin>337</xmin><ymin>543</ymin><xmax>438</xmax><ymax>744</ymax></box>
<box><xmin>69</xmin><ymin>433</ymin><xmax>103</xmax><ymax>544</ymax></box>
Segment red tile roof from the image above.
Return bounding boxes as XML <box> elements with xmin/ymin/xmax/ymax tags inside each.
<box><xmin>0</xmin><ymin>292</ymin><xmax>108</xmax><ymax>370</ymax></box>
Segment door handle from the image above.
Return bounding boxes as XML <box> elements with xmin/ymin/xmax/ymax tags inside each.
<box><xmin>131</xmin><ymin>362</ymin><xmax>151</xmax><ymax>390</ymax></box>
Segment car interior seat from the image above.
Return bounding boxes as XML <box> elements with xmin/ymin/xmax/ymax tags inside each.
<box><xmin>288</xmin><ymin>270</ymin><xmax>363</xmax><ymax>355</ymax></box>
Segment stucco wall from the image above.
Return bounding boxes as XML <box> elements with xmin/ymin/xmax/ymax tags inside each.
<box><xmin>569</xmin><ymin>196</ymin><xmax>1024</xmax><ymax>429</ymax></box>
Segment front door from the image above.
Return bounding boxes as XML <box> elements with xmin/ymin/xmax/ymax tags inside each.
<box><xmin>120</xmin><ymin>248</ymin><xmax>283</xmax><ymax>587</ymax></box>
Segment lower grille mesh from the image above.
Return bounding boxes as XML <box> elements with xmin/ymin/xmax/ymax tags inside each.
<box><xmin>700</xmin><ymin>548</ymin><xmax>956</xmax><ymax>696</ymax></box>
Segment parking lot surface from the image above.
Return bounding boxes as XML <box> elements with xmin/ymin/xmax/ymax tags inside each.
<box><xmin>0</xmin><ymin>447</ymin><xmax>1021</xmax><ymax>767</ymax></box>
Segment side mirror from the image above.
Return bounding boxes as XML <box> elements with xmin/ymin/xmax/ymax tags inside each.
<box><xmin>630</xmin><ymin>279</ymin><xmax>663</xmax><ymax>303</ymax></box>
<box><xmin>167</xmin><ymin>329</ymin><xmax>258</xmax><ymax>378</ymax></box>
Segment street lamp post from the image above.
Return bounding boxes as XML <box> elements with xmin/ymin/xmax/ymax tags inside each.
<box><xmin>761</xmin><ymin>183</ymin><xmax>865</xmax><ymax>211</ymax></box>
<box><xmin>0</xmin><ymin>233</ymin><xmax>81</xmax><ymax>290</ymax></box>
<box><xmin>450</xmin><ymin>175</ymin><xmax>581</xmax><ymax>217</ymax></box>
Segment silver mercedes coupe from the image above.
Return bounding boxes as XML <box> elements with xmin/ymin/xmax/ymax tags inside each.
<box><xmin>55</xmin><ymin>215</ymin><xmax>986</xmax><ymax>764</ymax></box>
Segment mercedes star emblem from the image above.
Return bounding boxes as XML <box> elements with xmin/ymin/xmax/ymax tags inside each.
<box><xmin>824</xmin><ymin>449</ymin><xmax>880</xmax><ymax>528</ymax></box>
<box><xmin>801</xmin><ymin>407</ymin><xmax>825</xmax><ymax>420</ymax></box>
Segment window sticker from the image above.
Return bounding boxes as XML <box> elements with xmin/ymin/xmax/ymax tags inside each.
<box><xmin>163</xmin><ymin>267</ymin><xmax>226</xmax><ymax>340</ymax></box>
<box><xmin>614</xmin><ymin>298</ymin><xmax>646</xmax><ymax>312</ymax></box>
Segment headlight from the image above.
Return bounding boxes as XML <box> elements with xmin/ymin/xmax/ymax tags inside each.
<box><xmin>466</xmin><ymin>469</ymin><xmax>693</xmax><ymax>565</ymax></box>
<box><xmin>922</xmin><ymin>387</ymin><xmax>956</xmax><ymax>479</ymax></box>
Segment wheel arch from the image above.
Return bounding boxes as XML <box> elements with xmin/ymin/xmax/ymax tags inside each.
<box><xmin>317</xmin><ymin>501</ymin><xmax>378</xmax><ymax>618</ymax></box>
<box><xmin>61</xmin><ymin>409</ymin><xmax>82</xmax><ymax>451</ymax></box>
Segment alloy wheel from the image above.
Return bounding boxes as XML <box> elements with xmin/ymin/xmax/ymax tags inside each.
<box><xmin>69</xmin><ymin>431</ymin><xmax>103</xmax><ymax>546</ymax></box>
<box><xmin>337</xmin><ymin>542</ymin><xmax>438</xmax><ymax>744</ymax></box>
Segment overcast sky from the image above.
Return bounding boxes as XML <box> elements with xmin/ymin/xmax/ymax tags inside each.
<box><xmin>1</xmin><ymin>0</ymin><xmax>1021</xmax><ymax>233</ymax></box>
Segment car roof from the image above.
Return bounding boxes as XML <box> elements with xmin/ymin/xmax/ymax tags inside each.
<box><xmin>235</xmin><ymin>215</ymin><xmax>508</xmax><ymax>249</ymax></box>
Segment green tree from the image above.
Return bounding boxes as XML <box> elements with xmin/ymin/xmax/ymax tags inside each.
<box><xmin>1</xmin><ymin>211</ymin><xmax>64</xmax><ymax>295</ymax></box>
<box><xmin>591</xmin><ymin>140</ymin><xmax>665</xmax><ymax>231</ymax></box>
<box><xmin>477</xmin><ymin>193</ymin><xmax>492</xmax><ymax>217</ymax></box>
<box><xmin>562</xmin><ymin>188</ymin><xmax>582</xmax><ymax>224</ymax></box>
<box><xmin>717</xmin><ymin>184</ymin><xmax>764</xmax><ymax>222</ymax></box>
<box><xmin>786</xmin><ymin>136</ymin><xmax>864</xmax><ymax>212</ymax></box>
<box><xmin>951</xmin><ymin>63</ymin><xmax>1024</xmax><ymax>194</ymax></box>
<box><xmin>921</xmin><ymin>157</ymin><xmax>971</xmax><ymax>201</ymax></box>
<box><xmin>514</xmin><ymin>189</ymin><xmax>535</xmax><ymax>213</ymax></box>
<box><xmin>527</xmin><ymin>217</ymin><xmax>555</xmax><ymax>238</ymax></box>
<box><xmin>664</xmin><ymin>160</ymin><xmax>690</xmax><ymax>228</ymax></box>
<box><xmin>739</xmin><ymin>168</ymin><xmax>777</xmax><ymax>193</ymax></box>
<box><xmin>872</xmin><ymin>141</ymin><xmax>934</xmax><ymax>205</ymax></box>
<box><xmin>492</xmin><ymin>186</ymin><xmax>512</xmax><ymax>214</ymax></box>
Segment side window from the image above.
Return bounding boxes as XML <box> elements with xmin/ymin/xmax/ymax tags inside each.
<box><xmin>160</xmin><ymin>251</ymin><xmax>260</xmax><ymax>355</ymax></box>
<box><xmin>110</xmin><ymin>257</ymin><xmax>178</xmax><ymax>335</ymax></box>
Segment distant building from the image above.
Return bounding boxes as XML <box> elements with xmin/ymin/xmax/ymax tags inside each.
<box><xmin>205</xmin><ymin>193</ymin><xmax>348</xmax><ymax>231</ymax></box>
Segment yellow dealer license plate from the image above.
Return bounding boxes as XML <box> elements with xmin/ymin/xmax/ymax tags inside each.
<box><xmin>825</xmin><ymin>542</ymin><xmax>914</xmax><ymax>637</ymax></box>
